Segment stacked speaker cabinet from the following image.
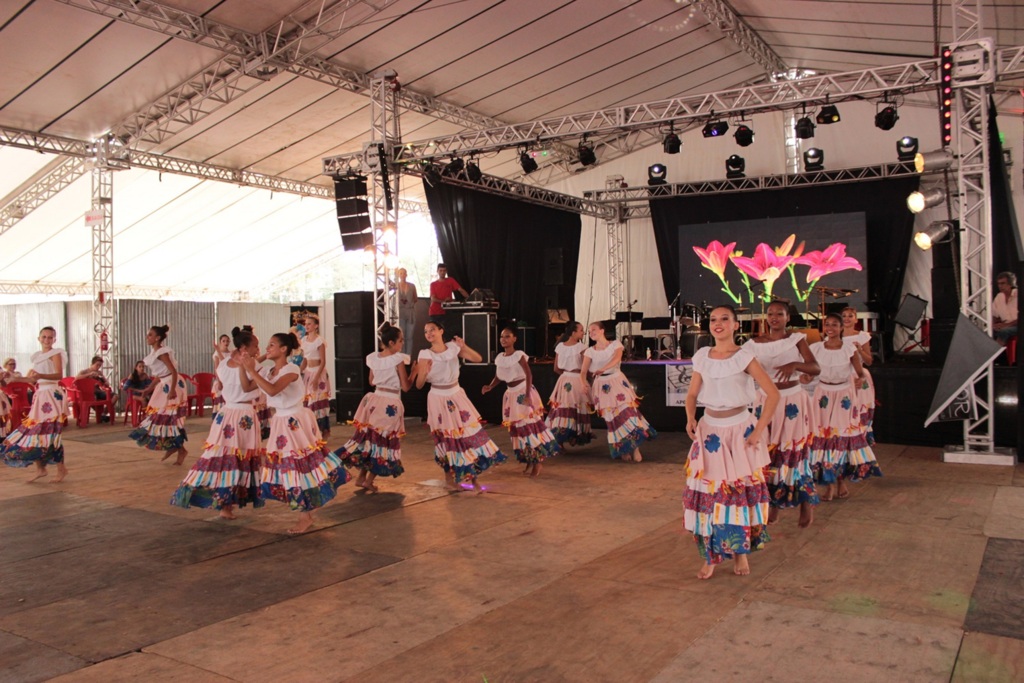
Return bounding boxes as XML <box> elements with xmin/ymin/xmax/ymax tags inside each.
<box><xmin>334</xmin><ymin>291</ymin><xmax>375</xmax><ymax>422</ymax></box>
<box><xmin>462</xmin><ymin>312</ymin><xmax>496</xmax><ymax>364</ymax></box>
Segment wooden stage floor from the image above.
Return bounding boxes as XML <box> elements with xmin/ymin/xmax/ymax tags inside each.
<box><xmin>2</xmin><ymin>415</ymin><xmax>1024</xmax><ymax>682</ymax></box>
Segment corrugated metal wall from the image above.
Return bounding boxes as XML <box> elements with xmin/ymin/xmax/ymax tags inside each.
<box><xmin>65</xmin><ymin>301</ymin><xmax>94</xmax><ymax>377</ymax></box>
<box><xmin>0</xmin><ymin>302</ymin><xmax>69</xmax><ymax>373</ymax></box>
<box><xmin>117</xmin><ymin>300</ymin><xmax>215</xmax><ymax>380</ymax></box>
<box><xmin>215</xmin><ymin>302</ymin><xmax>292</xmax><ymax>345</ymax></box>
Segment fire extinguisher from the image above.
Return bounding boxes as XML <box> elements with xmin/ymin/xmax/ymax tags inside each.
<box><xmin>100</xmin><ymin>330</ymin><xmax>109</xmax><ymax>351</ymax></box>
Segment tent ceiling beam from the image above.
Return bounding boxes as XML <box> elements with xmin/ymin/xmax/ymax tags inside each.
<box><xmin>691</xmin><ymin>0</ymin><xmax>787</xmax><ymax>76</ymax></box>
<box><xmin>0</xmin><ymin>281</ymin><xmax>248</xmax><ymax>300</ymax></box>
<box><xmin>0</xmin><ymin>156</ymin><xmax>87</xmax><ymax>238</ymax></box>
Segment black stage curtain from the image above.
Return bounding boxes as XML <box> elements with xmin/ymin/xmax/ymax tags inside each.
<box><xmin>988</xmin><ymin>99</ymin><xmax>1023</xmax><ymax>275</ymax></box>
<box><xmin>423</xmin><ymin>180</ymin><xmax>582</xmax><ymax>329</ymax></box>
<box><xmin>649</xmin><ymin>175</ymin><xmax>921</xmax><ymax>354</ymax></box>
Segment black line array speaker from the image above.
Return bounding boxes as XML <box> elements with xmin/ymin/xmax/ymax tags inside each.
<box><xmin>334</xmin><ymin>291</ymin><xmax>376</xmax><ymax>360</ymax></box>
<box><xmin>334</xmin><ymin>291</ymin><xmax>374</xmax><ymax>326</ymax></box>
<box><xmin>335</xmin><ymin>325</ymin><xmax>376</xmax><ymax>360</ymax></box>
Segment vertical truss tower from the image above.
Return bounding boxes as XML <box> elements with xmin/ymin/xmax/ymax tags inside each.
<box><xmin>368</xmin><ymin>72</ymin><xmax>402</xmax><ymax>331</ymax></box>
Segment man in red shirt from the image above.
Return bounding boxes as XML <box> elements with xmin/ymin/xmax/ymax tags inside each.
<box><xmin>429</xmin><ymin>264</ymin><xmax>469</xmax><ymax>333</ymax></box>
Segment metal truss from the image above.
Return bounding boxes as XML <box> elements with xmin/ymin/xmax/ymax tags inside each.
<box><xmin>0</xmin><ymin>281</ymin><xmax>247</xmax><ymax>300</ymax></box>
<box><xmin>1</xmin><ymin>156</ymin><xmax>87</xmax><ymax>237</ymax></box>
<box><xmin>368</xmin><ymin>74</ymin><xmax>401</xmax><ymax>329</ymax></box>
<box><xmin>90</xmin><ymin>164</ymin><xmax>117</xmax><ymax>380</ymax></box>
<box><xmin>691</xmin><ymin>0</ymin><xmax>787</xmax><ymax>75</ymax></box>
<box><xmin>605</xmin><ymin>176</ymin><xmax>628</xmax><ymax>319</ymax></box>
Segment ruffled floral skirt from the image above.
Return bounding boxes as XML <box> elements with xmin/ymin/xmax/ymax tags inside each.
<box><xmin>255</xmin><ymin>397</ymin><xmax>272</xmax><ymax>440</ymax></box>
<box><xmin>590</xmin><ymin>371</ymin><xmax>656</xmax><ymax>459</ymax></box>
<box><xmin>808</xmin><ymin>382</ymin><xmax>882</xmax><ymax>484</ymax></box>
<box><xmin>683</xmin><ymin>411</ymin><xmax>771</xmax><ymax>565</ymax></box>
<box><xmin>170</xmin><ymin>404</ymin><xmax>263</xmax><ymax>510</ymax></box>
<box><xmin>303</xmin><ymin>368</ymin><xmax>332</xmax><ymax>434</ymax></box>
<box><xmin>1</xmin><ymin>384</ymin><xmax>66</xmax><ymax>467</ymax></box>
<box><xmin>545</xmin><ymin>372</ymin><xmax>593</xmax><ymax>446</ymax></box>
<box><xmin>260</xmin><ymin>408</ymin><xmax>350</xmax><ymax>511</ymax></box>
<box><xmin>334</xmin><ymin>391</ymin><xmax>405</xmax><ymax>478</ymax></box>
<box><xmin>754</xmin><ymin>386</ymin><xmax>819</xmax><ymax>509</ymax></box>
<box><xmin>129</xmin><ymin>375</ymin><xmax>188</xmax><ymax>451</ymax></box>
<box><xmin>0</xmin><ymin>391</ymin><xmax>11</xmax><ymax>439</ymax></box>
<box><xmin>851</xmin><ymin>369</ymin><xmax>876</xmax><ymax>445</ymax></box>
<box><xmin>427</xmin><ymin>386</ymin><xmax>506</xmax><ymax>483</ymax></box>
<box><xmin>503</xmin><ymin>384</ymin><xmax>560</xmax><ymax>464</ymax></box>
<box><xmin>210</xmin><ymin>380</ymin><xmax>225</xmax><ymax>418</ymax></box>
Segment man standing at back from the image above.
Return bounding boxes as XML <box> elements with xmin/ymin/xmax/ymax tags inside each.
<box><xmin>429</xmin><ymin>264</ymin><xmax>469</xmax><ymax>336</ymax></box>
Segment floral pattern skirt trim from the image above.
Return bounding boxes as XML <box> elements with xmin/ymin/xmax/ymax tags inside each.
<box><xmin>210</xmin><ymin>389</ymin><xmax>225</xmax><ymax>418</ymax></box>
<box><xmin>683</xmin><ymin>411</ymin><xmax>771</xmax><ymax>564</ymax></box>
<box><xmin>255</xmin><ymin>400</ymin><xmax>272</xmax><ymax>440</ymax></box>
<box><xmin>303</xmin><ymin>368</ymin><xmax>332</xmax><ymax>433</ymax></box>
<box><xmin>503</xmin><ymin>384</ymin><xmax>561</xmax><ymax>464</ymax></box>
<box><xmin>808</xmin><ymin>384</ymin><xmax>880</xmax><ymax>483</ymax></box>
<box><xmin>427</xmin><ymin>387</ymin><xmax>506</xmax><ymax>483</ymax></box>
<box><xmin>259</xmin><ymin>408</ymin><xmax>350</xmax><ymax>511</ymax></box>
<box><xmin>334</xmin><ymin>392</ymin><xmax>405</xmax><ymax>478</ymax></box>
<box><xmin>545</xmin><ymin>373</ymin><xmax>594</xmax><ymax>446</ymax></box>
<box><xmin>591</xmin><ymin>371</ymin><xmax>656</xmax><ymax>459</ymax></box>
<box><xmin>754</xmin><ymin>386</ymin><xmax>819</xmax><ymax>509</ymax></box>
<box><xmin>129</xmin><ymin>376</ymin><xmax>188</xmax><ymax>451</ymax></box>
<box><xmin>0</xmin><ymin>392</ymin><xmax>11</xmax><ymax>439</ymax></box>
<box><xmin>170</xmin><ymin>405</ymin><xmax>263</xmax><ymax>510</ymax></box>
<box><xmin>1</xmin><ymin>385</ymin><xmax>66</xmax><ymax>467</ymax></box>
<box><xmin>851</xmin><ymin>369</ymin><xmax>876</xmax><ymax>445</ymax></box>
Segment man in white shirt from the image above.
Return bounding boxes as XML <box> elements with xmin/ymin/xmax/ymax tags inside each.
<box><xmin>992</xmin><ymin>271</ymin><xmax>1018</xmax><ymax>345</ymax></box>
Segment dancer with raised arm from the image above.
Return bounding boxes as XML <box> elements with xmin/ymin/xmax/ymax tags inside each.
<box><xmin>1</xmin><ymin>327</ymin><xmax>69</xmax><ymax>482</ymax></box>
<box><xmin>744</xmin><ymin>301</ymin><xmax>820</xmax><ymax>527</ymax></box>
<box><xmin>414</xmin><ymin>320</ymin><xmax>506</xmax><ymax>492</ymax></box>
<box><xmin>239</xmin><ymin>332</ymin><xmax>349</xmax><ymax>534</ymax></box>
<box><xmin>545</xmin><ymin>321</ymin><xmax>594</xmax><ymax>448</ymax></box>
<box><xmin>482</xmin><ymin>326</ymin><xmax>561</xmax><ymax>477</ymax></box>
<box><xmin>334</xmin><ymin>322</ymin><xmax>411</xmax><ymax>492</ymax></box>
<box><xmin>171</xmin><ymin>327</ymin><xmax>264</xmax><ymax>518</ymax></box>
<box><xmin>300</xmin><ymin>314</ymin><xmax>332</xmax><ymax>438</ymax></box>
<box><xmin>685</xmin><ymin>305</ymin><xmax>777</xmax><ymax>579</ymax></box>
<box><xmin>129</xmin><ymin>325</ymin><xmax>189</xmax><ymax>465</ymax></box>
<box><xmin>579</xmin><ymin>320</ymin><xmax>656</xmax><ymax>462</ymax></box>
<box><xmin>841</xmin><ymin>306</ymin><xmax>876</xmax><ymax>444</ymax></box>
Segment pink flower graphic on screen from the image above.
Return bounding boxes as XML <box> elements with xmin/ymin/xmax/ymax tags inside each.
<box><xmin>795</xmin><ymin>243</ymin><xmax>862</xmax><ymax>283</ymax></box>
<box><xmin>729</xmin><ymin>237</ymin><xmax>798</xmax><ymax>301</ymax></box>
<box><xmin>693</xmin><ymin>240</ymin><xmax>742</xmax><ymax>304</ymax></box>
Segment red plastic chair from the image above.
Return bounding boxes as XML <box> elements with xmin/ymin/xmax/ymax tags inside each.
<box><xmin>2</xmin><ymin>383</ymin><xmax>31</xmax><ymax>430</ymax></box>
<box><xmin>1007</xmin><ymin>336</ymin><xmax>1017</xmax><ymax>366</ymax></box>
<box><xmin>59</xmin><ymin>377</ymin><xmax>79</xmax><ymax>421</ymax></box>
<box><xmin>121</xmin><ymin>377</ymin><xmax>148</xmax><ymax>427</ymax></box>
<box><xmin>72</xmin><ymin>377</ymin><xmax>116</xmax><ymax>428</ymax></box>
<box><xmin>186</xmin><ymin>372</ymin><xmax>216</xmax><ymax>417</ymax></box>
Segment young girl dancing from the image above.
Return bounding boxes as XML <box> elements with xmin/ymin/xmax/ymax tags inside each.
<box><xmin>414</xmin><ymin>320</ymin><xmax>506</xmax><ymax>492</ymax></box>
<box><xmin>744</xmin><ymin>301</ymin><xmax>821</xmax><ymax>527</ymax></box>
<box><xmin>171</xmin><ymin>327</ymin><xmax>264</xmax><ymax>518</ymax></box>
<box><xmin>684</xmin><ymin>306</ymin><xmax>777</xmax><ymax>579</ymax></box>
<box><xmin>841</xmin><ymin>306</ymin><xmax>876</xmax><ymax>444</ymax></box>
<box><xmin>300</xmin><ymin>314</ymin><xmax>332</xmax><ymax>438</ymax></box>
<box><xmin>804</xmin><ymin>313</ymin><xmax>882</xmax><ymax>501</ymax></box>
<box><xmin>210</xmin><ymin>334</ymin><xmax>231</xmax><ymax>418</ymax></box>
<box><xmin>545</xmin><ymin>321</ymin><xmax>594</xmax><ymax>447</ymax></box>
<box><xmin>334</xmin><ymin>322</ymin><xmax>411</xmax><ymax>492</ymax></box>
<box><xmin>579</xmin><ymin>320</ymin><xmax>656</xmax><ymax>462</ymax></box>
<box><xmin>482</xmin><ymin>326</ymin><xmax>561</xmax><ymax>477</ymax></box>
<box><xmin>239</xmin><ymin>332</ymin><xmax>349</xmax><ymax>534</ymax></box>
<box><xmin>129</xmin><ymin>325</ymin><xmax>189</xmax><ymax>464</ymax></box>
<box><xmin>1</xmin><ymin>327</ymin><xmax>69</xmax><ymax>482</ymax></box>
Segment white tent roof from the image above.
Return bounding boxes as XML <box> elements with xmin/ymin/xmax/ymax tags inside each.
<box><xmin>1</xmin><ymin>0</ymin><xmax>1021</xmax><ymax>298</ymax></box>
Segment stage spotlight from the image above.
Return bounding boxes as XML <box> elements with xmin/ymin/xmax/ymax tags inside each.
<box><xmin>648</xmin><ymin>163</ymin><xmax>667</xmax><ymax>185</ymax></box>
<box><xmin>663</xmin><ymin>132</ymin><xmax>681</xmax><ymax>154</ymax></box>
<box><xmin>914</xmin><ymin>220</ymin><xmax>956</xmax><ymax>250</ymax></box>
<box><xmin>914</xmin><ymin>148</ymin><xmax>955</xmax><ymax>173</ymax></box>
<box><xmin>702</xmin><ymin>120</ymin><xmax>729</xmax><ymax>138</ymax></box>
<box><xmin>578</xmin><ymin>140</ymin><xmax>597</xmax><ymax>166</ymax></box>
<box><xmin>794</xmin><ymin>116</ymin><xmax>815</xmax><ymax>139</ymax></box>
<box><xmin>725</xmin><ymin>154</ymin><xmax>745</xmax><ymax>179</ymax></box>
<box><xmin>442</xmin><ymin>157</ymin><xmax>464</xmax><ymax>177</ymax></box>
<box><xmin>907</xmin><ymin>187</ymin><xmax>946</xmax><ymax>213</ymax></box>
<box><xmin>465</xmin><ymin>160</ymin><xmax>482</xmax><ymax>182</ymax></box>
<box><xmin>519</xmin><ymin>150</ymin><xmax>538</xmax><ymax>174</ymax></box>
<box><xmin>803</xmin><ymin>148</ymin><xmax>824</xmax><ymax>171</ymax></box>
<box><xmin>896</xmin><ymin>136</ymin><xmax>919</xmax><ymax>162</ymax></box>
<box><xmin>734</xmin><ymin>124</ymin><xmax>754</xmax><ymax>147</ymax></box>
<box><xmin>816</xmin><ymin>104</ymin><xmax>841</xmax><ymax>124</ymax></box>
<box><xmin>875</xmin><ymin>105</ymin><xmax>899</xmax><ymax>130</ymax></box>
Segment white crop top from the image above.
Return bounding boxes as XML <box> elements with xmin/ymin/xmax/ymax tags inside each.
<box><xmin>216</xmin><ymin>358</ymin><xmax>259</xmax><ymax>404</ymax></box>
<box><xmin>419</xmin><ymin>342</ymin><xmax>461</xmax><ymax>385</ymax></box>
<box><xmin>495</xmin><ymin>350</ymin><xmax>528</xmax><ymax>382</ymax></box>
<box><xmin>367</xmin><ymin>351</ymin><xmax>410</xmax><ymax>391</ymax></box>
<box><xmin>844</xmin><ymin>330</ymin><xmax>870</xmax><ymax>346</ymax></box>
<box><xmin>554</xmin><ymin>342</ymin><xmax>585</xmax><ymax>372</ymax></box>
<box><xmin>810</xmin><ymin>340</ymin><xmax>857</xmax><ymax>384</ymax></box>
<box><xmin>583</xmin><ymin>340</ymin><xmax>623</xmax><ymax>375</ymax></box>
<box><xmin>301</xmin><ymin>336</ymin><xmax>324</xmax><ymax>362</ymax></box>
<box><xmin>265</xmin><ymin>364</ymin><xmax>305</xmax><ymax>411</ymax></box>
<box><xmin>744</xmin><ymin>333</ymin><xmax>805</xmax><ymax>381</ymax></box>
<box><xmin>691</xmin><ymin>346</ymin><xmax>757</xmax><ymax>410</ymax></box>
<box><xmin>144</xmin><ymin>346</ymin><xmax>177</xmax><ymax>377</ymax></box>
<box><xmin>31</xmin><ymin>348</ymin><xmax>67</xmax><ymax>377</ymax></box>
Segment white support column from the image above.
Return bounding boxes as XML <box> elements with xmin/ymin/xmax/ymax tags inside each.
<box><xmin>89</xmin><ymin>165</ymin><xmax>116</xmax><ymax>383</ymax></box>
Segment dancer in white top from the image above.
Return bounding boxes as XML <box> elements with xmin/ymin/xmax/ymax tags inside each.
<box><xmin>841</xmin><ymin>306</ymin><xmax>876</xmax><ymax>445</ymax></box>
<box><xmin>300</xmin><ymin>314</ymin><xmax>331</xmax><ymax>437</ymax></box>
<box><xmin>128</xmin><ymin>325</ymin><xmax>189</xmax><ymax>465</ymax></box>
<box><xmin>334</xmin><ymin>322</ymin><xmax>412</xmax><ymax>492</ymax></box>
<box><xmin>210</xmin><ymin>333</ymin><xmax>231</xmax><ymax>418</ymax></box>
<box><xmin>580</xmin><ymin>320</ymin><xmax>656</xmax><ymax>462</ymax></box>
<box><xmin>1</xmin><ymin>326</ymin><xmax>69</xmax><ymax>482</ymax></box>
<box><xmin>545</xmin><ymin>321</ymin><xmax>594</xmax><ymax>447</ymax></box>
<box><xmin>482</xmin><ymin>326</ymin><xmax>561</xmax><ymax>477</ymax></box>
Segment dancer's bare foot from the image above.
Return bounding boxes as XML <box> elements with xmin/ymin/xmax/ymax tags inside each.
<box><xmin>359</xmin><ymin>481</ymin><xmax>379</xmax><ymax>493</ymax></box>
<box><xmin>767</xmin><ymin>506</ymin><xmax>780</xmax><ymax>524</ymax></box>
<box><xmin>50</xmin><ymin>463</ymin><xmax>68</xmax><ymax>483</ymax></box>
<box><xmin>174</xmin><ymin>448</ymin><xmax>188</xmax><ymax>466</ymax></box>
<box><xmin>820</xmin><ymin>483</ymin><xmax>835</xmax><ymax>502</ymax></box>
<box><xmin>633</xmin><ymin>450</ymin><xmax>642</xmax><ymax>463</ymax></box>
<box><xmin>219</xmin><ymin>507</ymin><xmax>237</xmax><ymax>520</ymax></box>
<box><xmin>798</xmin><ymin>501</ymin><xmax>814</xmax><ymax>528</ymax></box>
<box><xmin>287</xmin><ymin>512</ymin><xmax>314</xmax><ymax>534</ymax></box>
<box><xmin>522</xmin><ymin>462</ymin><xmax>532</xmax><ymax>475</ymax></box>
<box><xmin>161</xmin><ymin>449</ymin><xmax>175</xmax><ymax>462</ymax></box>
<box><xmin>696</xmin><ymin>564</ymin><xmax>715</xmax><ymax>580</ymax></box>
<box><xmin>621</xmin><ymin>453</ymin><xmax>634</xmax><ymax>462</ymax></box>
<box><xmin>28</xmin><ymin>466</ymin><xmax>48</xmax><ymax>482</ymax></box>
<box><xmin>444</xmin><ymin>472</ymin><xmax>459</xmax><ymax>491</ymax></box>
<box><xmin>471</xmin><ymin>476</ymin><xmax>484</xmax><ymax>494</ymax></box>
<box><xmin>354</xmin><ymin>471</ymin><xmax>366</xmax><ymax>487</ymax></box>
<box><xmin>837</xmin><ymin>481</ymin><xmax>850</xmax><ymax>499</ymax></box>
<box><xmin>733</xmin><ymin>555</ymin><xmax>751</xmax><ymax>576</ymax></box>
<box><xmin>530</xmin><ymin>462</ymin><xmax>542</xmax><ymax>478</ymax></box>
